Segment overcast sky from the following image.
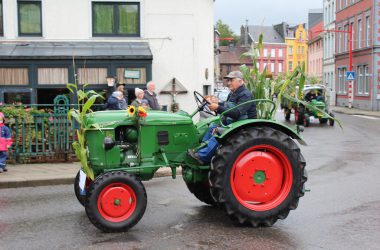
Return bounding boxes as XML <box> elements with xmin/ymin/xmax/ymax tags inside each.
<box><xmin>214</xmin><ymin>0</ymin><xmax>323</xmax><ymax>33</ymax></box>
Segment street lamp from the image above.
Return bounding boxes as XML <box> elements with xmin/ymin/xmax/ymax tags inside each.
<box><xmin>316</xmin><ymin>26</ymin><xmax>354</xmax><ymax>108</ymax></box>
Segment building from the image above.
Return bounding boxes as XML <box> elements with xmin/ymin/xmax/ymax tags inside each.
<box><xmin>240</xmin><ymin>25</ymin><xmax>287</xmax><ymax>77</ymax></box>
<box><xmin>274</xmin><ymin>23</ymin><xmax>308</xmax><ymax>72</ymax></box>
<box><xmin>323</xmin><ymin>0</ymin><xmax>336</xmax><ymax>106</ymax></box>
<box><xmin>335</xmin><ymin>0</ymin><xmax>379</xmax><ymax>111</ymax></box>
<box><xmin>0</xmin><ymin>0</ymin><xmax>215</xmax><ymax>112</ymax></box>
<box><xmin>218</xmin><ymin>45</ymin><xmax>252</xmax><ymax>80</ymax></box>
<box><xmin>308</xmin><ymin>9</ymin><xmax>324</xmax><ymax>81</ymax></box>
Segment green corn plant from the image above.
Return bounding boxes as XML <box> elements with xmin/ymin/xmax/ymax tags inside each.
<box><xmin>67</xmin><ymin>83</ymin><xmax>104</xmax><ymax>180</ymax></box>
<box><xmin>240</xmin><ymin>34</ymin><xmax>341</xmax><ymax>128</ymax></box>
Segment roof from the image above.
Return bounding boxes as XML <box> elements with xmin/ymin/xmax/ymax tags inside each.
<box><xmin>219</xmin><ymin>46</ymin><xmax>252</xmax><ymax>65</ymax></box>
<box><xmin>247</xmin><ymin>25</ymin><xmax>285</xmax><ymax>43</ymax></box>
<box><xmin>0</xmin><ymin>42</ymin><xmax>153</xmax><ymax>60</ymax></box>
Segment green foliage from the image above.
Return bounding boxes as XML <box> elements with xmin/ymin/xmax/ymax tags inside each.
<box><xmin>240</xmin><ymin>34</ymin><xmax>341</xmax><ymax>127</ymax></box>
<box><xmin>216</xmin><ymin>19</ymin><xmax>240</xmax><ymax>46</ymax></box>
<box><xmin>67</xmin><ymin>83</ymin><xmax>104</xmax><ymax>180</ymax></box>
<box><xmin>0</xmin><ymin>105</ymin><xmax>51</xmax><ymax>125</ymax></box>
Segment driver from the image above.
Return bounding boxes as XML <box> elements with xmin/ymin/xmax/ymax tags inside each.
<box><xmin>188</xmin><ymin>71</ymin><xmax>257</xmax><ymax>165</ymax></box>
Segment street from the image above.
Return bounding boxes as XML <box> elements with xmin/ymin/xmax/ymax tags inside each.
<box><xmin>1</xmin><ymin>112</ymin><xmax>380</xmax><ymax>250</ymax></box>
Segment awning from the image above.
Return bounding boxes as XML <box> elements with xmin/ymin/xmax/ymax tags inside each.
<box><xmin>0</xmin><ymin>42</ymin><xmax>153</xmax><ymax>60</ymax></box>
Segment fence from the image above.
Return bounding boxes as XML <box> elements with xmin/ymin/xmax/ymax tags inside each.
<box><xmin>2</xmin><ymin>95</ymin><xmax>103</xmax><ymax>164</ymax></box>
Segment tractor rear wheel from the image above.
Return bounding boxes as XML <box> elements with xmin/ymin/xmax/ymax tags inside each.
<box><xmin>85</xmin><ymin>171</ymin><xmax>147</xmax><ymax>232</ymax></box>
<box><xmin>209</xmin><ymin>127</ymin><xmax>307</xmax><ymax>227</ymax></box>
<box><xmin>329</xmin><ymin>113</ymin><xmax>335</xmax><ymax>126</ymax></box>
<box><xmin>185</xmin><ymin>181</ymin><xmax>216</xmax><ymax>206</ymax></box>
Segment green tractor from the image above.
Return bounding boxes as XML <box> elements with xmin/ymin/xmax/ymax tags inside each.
<box><xmin>75</xmin><ymin>92</ymin><xmax>308</xmax><ymax>232</ymax></box>
<box><xmin>296</xmin><ymin>85</ymin><xmax>335</xmax><ymax>127</ymax></box>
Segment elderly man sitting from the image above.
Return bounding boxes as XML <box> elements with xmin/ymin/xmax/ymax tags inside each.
<box><xmin>188</xmin><ymin>71</ymin><xmax>257</xmax><ymax>165</ymax></box>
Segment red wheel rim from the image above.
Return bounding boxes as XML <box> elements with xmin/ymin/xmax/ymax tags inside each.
<box><xmin>230</xmin><ymin>145</ymin><xmax>293</xmax><ymax>211</ymax></box>
<box><xmin>97</xmin><ymin>182</ymin><xmax>137</xmax><ymax>222</ymax></box>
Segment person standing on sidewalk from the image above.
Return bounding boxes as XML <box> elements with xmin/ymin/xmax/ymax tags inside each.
<box><xmin>0</xmin><ymin>112</ymin><xmax>13</xmax><ymax>173</ymax></box>
<box><xmin>144</xmin><ymin>81</ymin><xmax>161</xmax><ymax>110</ymax></box>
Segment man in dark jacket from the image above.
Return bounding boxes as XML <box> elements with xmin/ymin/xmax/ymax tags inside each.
<box><xmin>144</xmin><ymin>81</ymin><xmax>161</xmax><ymax>110</ymax></box>
<box><xmin>188</xmin><ymin>71</ymin><xmax>256</xmax><ymax>165</ymax></box>
<box><xmin>105</xmin><ymin>83</ymin><xmax>128</xmax><ymax>110</ymax></box>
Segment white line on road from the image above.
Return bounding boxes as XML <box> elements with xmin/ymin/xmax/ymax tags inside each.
<box><xmin>353</xmin><ymin>115</ymin><xmax>379</xmax><ymax>120</ymax></box>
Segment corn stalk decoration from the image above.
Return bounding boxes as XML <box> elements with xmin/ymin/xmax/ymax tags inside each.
<box><xmin>67</xmin><ymin>83</ymin><xmax>103</xmax><ymax>180</ymax></box>
<box><xmin>240</xmin><ymin>34</ymin><xmax>341</xmax><ymax>127</ymax></box>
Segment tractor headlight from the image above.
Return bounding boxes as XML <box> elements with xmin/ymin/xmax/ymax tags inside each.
<box><xmin>103</xmin><ymin>137</ymin><xmax>115</xmax><ymax>151</ymax></box>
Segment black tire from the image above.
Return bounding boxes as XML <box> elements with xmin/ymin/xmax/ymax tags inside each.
<box><xmin>329</xmin><ymin>113</ymin><xmax>335</xmax><ymax>126</ymax></box>
<box><xmin>85</xmin><ymin>171</ymin><xmax>147</xmax><ymax>232</ymax></box>
<box><xmin>284</xmin><ymin>109</ymin><xmax>291</xmax><ymax>121</ymax></box>
<box><xmin>209</xmin><ymin>127</ymin><xmax>307</xmax><ymax>227</ymax></box>
<box><xmin>319</xmin><ymin>118</ymin><xmax>328</xmax><ymax>124</ymax></box>
<box><xmin>296</xmin><ymin>106</ymin><xmax>305</xmax><ymax>125</ymax></box>
<box><xmin>185</xmin><ymin>181</ymin><xmax>216</xmax><ymax>206</ymax></box>
<box><xmin>74</xmin><ymin>170</ymin><xmax>86</xmax><ymax>207</ymax></box>
<box><xmin>304</xmin><ymin>115</ymin><xmax>310</xmax><ymax>127</ymax></box>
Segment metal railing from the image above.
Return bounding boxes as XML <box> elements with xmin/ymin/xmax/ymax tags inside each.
<box><xmin>2</xmin><ymin>95</ymin><xmax>105</xmax><ymax>164</ymax></box>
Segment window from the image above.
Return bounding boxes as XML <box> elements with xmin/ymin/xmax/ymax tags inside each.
<box><xmin>343</xmin><ymin>24</ymin><xmax>348</xmax><ymax>52</ymax></box>
<box><xmin>256</xmin><ymin>62</ymin><xmax>259</xmax><ymax>69</ymax></box>
<box><xmin>338</xmin><ymin>68</ymin><xmax>347</xmax><ymax>93</ymax></box>
<box><xmin>18</xmin><ymin>1</ymin><xmax>42</xmax><ymax>36</ymax></box>
<box><xmin>0</xmin><ymin>68</ymin><xmax>29</xmax><ymax>85</ymax></box>
<box><xmin>77</xmin><ymin>68</ymin><xmax>107</xmax><ymax>84</ymax></box>
<box><xmin>270</xmin><ymin>62</ymin><xmax>275</xmax><ymax>72</ymax></box>
<box><xmin>270</xmin><ymin>49</ymin><xmax>275</xmax><ymax>58</ymax></box>
<box><xmin>0</xmin><ymin>0</ymin><xmax>3</xmax><ymax>36</ymax></box>
<box><xmin>297</xmin><ymin>46</ymin><xmax>301</xmax><ymax>54</ymax></box>
<box><xmin>357</xmin><ymin>19</ymin><xmax>362</xmax><ymax>49</ymax></box>
<box><xmin>93</xmin><ymin>2</ymin><xmax>140</xmax><ymax>36</ymax></box>
<box><xmin>288</xmin><ymin>61</ymin><xmax>293</xmax><ymax>71</ymax></box>
<box><xmin>263</xmin><ymin>49</ymin><xmax>268</xmax><ymax>57</ymax></box>
<box><xmin>364</xmin><ymin>65</ymin><xmax>370</xmax><ymax>94</ymax></box>
<box><xmin>337</xmin><ymin>27</ymin><xmax>341</xmax><ymax>53</ymax></box>
<box><xmin>38</xmin><ymin>68</ymin><xmax>68</xmax><ymax>84</ymax></box>
<box><xmin>289</xmin><ymin>46</ymin><xmax>293</xmax><ymax>55</ymax></box>
<box><xmin>365</xmin><ymin>16</ymin><xmax>370</xmax><ymax>47</ymax></box>
<box><xmin>263</xmin><ymin>62</ymin><xmax>267</xmax><ymax>69</ymax></box>
<box><xmin>302</xmin><ymin>46</ymin><xmax>305</xmax><ymax>55</ymax></box>
<box><xmin>356</xmin><ymin>66</ymin><xmax>364</xmax><ymax>94</ymax></box>
<box><xmin>278</xmin><ymin>49</ymin><xmax>283</xmax><ymax>57</ymax></box>
<box><xmin>278</xmin><ymin>62</ymin><xmax>283</xmax><ymax>73</ymax></box>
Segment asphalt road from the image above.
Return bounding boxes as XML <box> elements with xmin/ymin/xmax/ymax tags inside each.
<box><xmin>1</xmin><ymin>113</ymin><xmax>380</xmax><ymax>250</ymax></box>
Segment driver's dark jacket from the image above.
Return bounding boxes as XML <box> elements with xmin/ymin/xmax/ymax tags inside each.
<box><xmin>216</xmin><ymin>85</ymin><xmax>257</xmax><ymax>122</ymax></box>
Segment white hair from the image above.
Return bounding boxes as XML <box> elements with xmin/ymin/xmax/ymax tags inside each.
<box><xmin>147</xmin><ymin>81</ymin><xmax>155</xmax><ymax>88</ymax></box>
<box><xmin>135</xmin><ymin>88</ymin><xmax>144</xmax><ymax>96</ymax></box>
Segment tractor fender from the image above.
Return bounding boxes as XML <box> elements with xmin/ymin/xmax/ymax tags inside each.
<box><xmin>215</xmin><ymin>119</ymin><xmax>307</xmax><ymax>146</ymax></box>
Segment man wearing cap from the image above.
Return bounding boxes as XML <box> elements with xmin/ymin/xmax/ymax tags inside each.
<box><xmin>105</xmin><ymin>83</ymin><xmax>128</xmax><ymax>110</ymax></box>
<box><xmin>188</xmin><ymin>71</ymin><xmax>256</xmax><ymax>165</ymax></box>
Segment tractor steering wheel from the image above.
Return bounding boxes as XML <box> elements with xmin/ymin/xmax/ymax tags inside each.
<box><xmin>193</xmin><ymin>91</ymin><xmax>217</xmax><ymax>116</ymax></box>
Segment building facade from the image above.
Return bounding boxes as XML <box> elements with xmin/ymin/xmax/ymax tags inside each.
<box><xmin>308</xmin><ymin>9</ymin><xmax>324</xmax><ymax>80</ymax></box>
<box><xmin>323</xmin><ymin>0</ymin><xmax>336</xmax><ymax>106</ymax></box>
<box><xmin>240</xmin><ymin>25</ymin><xmax>287</xmax><ymax>77</ymax></box>
<box><xmin>335</xmin><ymin>0</ymin><xmax>379</xmax><ymax>111</ymax></box>
<box><xmin>282</xmin><ymin>24</ymin><xmax>308</xmax><ymax>72</ymax></box>
<box><xmin>0</xmin><ymin>0</ymin><xmax>215</xmax><ymax>112</ymax></box>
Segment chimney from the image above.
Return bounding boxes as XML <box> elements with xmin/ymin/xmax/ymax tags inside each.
<box><xmin>245</xmin><ymin>19</ymin><xmax>249</xmax><ymax>47</ymax></box>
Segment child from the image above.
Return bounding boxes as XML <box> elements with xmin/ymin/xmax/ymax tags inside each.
<box><xmin>0</xmin><ymin>112</ymin><xmax>13</xmax><ymax>173</ymax></box>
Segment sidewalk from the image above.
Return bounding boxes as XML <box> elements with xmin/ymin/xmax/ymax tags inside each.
<box><xmin>0</xmin><ymin>162</ymin><xmax>177</xmax><ymax>189</ymax></box>
<box><xmin>331</xmin><ymin>106</ymin><xmax>380</xmax><ymax>118</ymax></box>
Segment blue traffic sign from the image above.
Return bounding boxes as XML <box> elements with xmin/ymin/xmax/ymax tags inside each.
<box><xmin>346</xmin><ymin>71</ymin><xmax>355</xmax><ymax>80</ymax></box>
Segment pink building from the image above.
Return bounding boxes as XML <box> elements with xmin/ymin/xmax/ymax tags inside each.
<box><xmin>241</xmin><ymin>25</ymin><xmax>287</xmax><ymax>77</ymax></box>
<box><xmin>308</xmin><ymin>10</ymin><xmax>324</xmax><ymax>80</ymax></box>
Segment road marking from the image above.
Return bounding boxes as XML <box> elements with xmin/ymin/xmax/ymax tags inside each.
<box><xmin>353</xmin><ymin>115</ymin><xmax>379</xmax><ymax>120</ymax></box>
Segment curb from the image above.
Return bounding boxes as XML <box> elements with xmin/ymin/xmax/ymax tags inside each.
<box><xmin>0</xmin><ymin>168</ymin><xmax>181</xmax><ymax>189</ymax></box>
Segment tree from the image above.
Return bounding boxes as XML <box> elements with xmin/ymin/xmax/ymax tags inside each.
<box><xmin>216</xmin><ymin>19</ymin><xmax>239</xmax><ymax>46</ymax></box>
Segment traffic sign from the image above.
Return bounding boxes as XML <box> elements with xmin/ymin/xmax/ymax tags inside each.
<box><xmin>346</xmin><ymin>71</ymin><xmax>355</xmax><ymax>81</ymax></box>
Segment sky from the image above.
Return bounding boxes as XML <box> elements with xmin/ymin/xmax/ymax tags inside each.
<box><xmin>214</xmin><ymin>0</ymin><xmax>323</xmax><ymax>33</ymax></box>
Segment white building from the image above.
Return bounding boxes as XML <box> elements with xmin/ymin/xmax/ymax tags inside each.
<box><xmin>0</xmin><ymin>0</ymin><xmax>215</xmax><ymax>112</ymax></box>
<box><xmin>323</xmin><ymin>0</ymin><xmax>336</xmax><ymax>106</ymax></box>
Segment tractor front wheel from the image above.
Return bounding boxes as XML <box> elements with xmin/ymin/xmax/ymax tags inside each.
<box><xmin>185</xmin><ymin>181</ymin><xmax>216</xmax><ymax>206</ymax></box>
<box><xmin>74</xmin><ymin>170</ymin><xmax>92</xmax><ymax>207</ymax></box>
<box><xmin>85</xmin><ymin>171</ymin><xmax>147</xmax><ymax>232</ymax></box>
<box><xmin>209</xmin><ymin>127</ymin><xmax>307</xmax><ymax>227</ymax></box>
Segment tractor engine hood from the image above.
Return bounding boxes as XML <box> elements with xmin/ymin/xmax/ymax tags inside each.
<box><xmin>85</xmin><ymin>110</ymin><xmax>193</xmax><ymax>128</ymax></box>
